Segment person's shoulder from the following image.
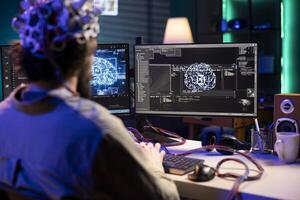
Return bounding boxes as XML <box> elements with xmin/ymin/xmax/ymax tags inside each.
<box><xmin>64</xmin><ymin>96</ymin><xmax>125</xmax><ymax>133</ymax></box>
<box><xmin>65</xmin><ymin>96</ymin><xmax>109</xmax><ymax>115</ymax></box>
<box><xmin>0</xmin><ymin>96</ymin><xmax>13</xmax><ymax>114</ymax></box>
<box><xmin>63</xmin><ymin>96</ymin><xmax>110</xmax><ymax>119</ymax></box>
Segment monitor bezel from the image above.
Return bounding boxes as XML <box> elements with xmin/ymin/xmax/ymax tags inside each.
<box><xmin>0</xmin><ymin>45</ymin><xmax>4</xmax><ymax>101</ymax></box>
<box><xmin>134</xmin><ymin>42</ymin><xmax>258</xmax><ymax>118</ymax></box>
<box><xmin>91</xmin><ymin>43</ymin><xmax>131</xmax><ymax>116</ymax></box>
<box><xmin>0</xmin><ymin>44</ymin><xmax>17</xmax><ymax>101</ymax></box>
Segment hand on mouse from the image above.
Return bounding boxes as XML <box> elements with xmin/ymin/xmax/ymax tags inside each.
<box><xmin>138</xmin><ymin>142</ymin><xmax>166</xmax><ymax>173</ymax></box>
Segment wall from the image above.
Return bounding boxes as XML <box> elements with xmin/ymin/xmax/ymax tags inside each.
<box><xmin>0</xmin><ymin>0</ymin><xmax>19</xmax><ymax>44</ymax></box>
<box><xmin>170</xmin><ymin>0</ymin><xmax>222</xmax><ymax>43</ymax></box>
<box><xmin>99</xmin><ymin>0</ymin><xmax>170</xmax><ymax>45</ymax></box>
<box><xmin>99</xmin><ymin>0</ymin><xmax>170</xmax><ymax>68</ymax></box>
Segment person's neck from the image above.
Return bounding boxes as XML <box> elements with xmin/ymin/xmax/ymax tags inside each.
<box><xmin>29</xmin><ymin>76</ymin><xmax>78</xmax><ymax>93</ymax></box>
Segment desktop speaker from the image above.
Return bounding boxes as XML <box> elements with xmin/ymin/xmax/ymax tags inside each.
<box><xmin>273</xmin><ymin>94</ymin><xmax>300</xmax><ymax>155</ymax></box>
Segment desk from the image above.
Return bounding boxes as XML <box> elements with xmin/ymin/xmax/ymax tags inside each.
<box><xmin>166</xmin><ymin>140</ymin><xmax>300</xmax><ymax>200</ymax></box>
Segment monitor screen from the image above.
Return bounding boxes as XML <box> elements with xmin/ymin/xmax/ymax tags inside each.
<box><xmin>1</xmin><ymin>44</ymin><xmax>131</xmax><ymax>115</ymax></box>
<box><xmin>90</xmin><ymin>44</ymin><xmax>130</xmax><ymax>114</ymax></box>
<box><xmin>1</xmin><ymin>45</ymin><xmax>29</xmax><ymax>100</ymax></box>
<box><xmin>134</xmin><ymin>43</ymin><xmax>257</xmax><ymax>117</ymax></box>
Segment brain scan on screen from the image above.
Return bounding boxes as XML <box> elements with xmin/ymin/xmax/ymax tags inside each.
<box><xmin>91</xmin><ymin>56</ymin><xmax>118</xmax><ymax>95</ymax></box>
<box><xmin>88</xmin><ymin>44</ymin><xmax>130</xmax><ymax>114</ymax></box>
<box><xmin>90</xmin><ymin>46</ymin><xmax>128</xmax><ymax>97</ymax></box>
<box><xmin>184</xmin><ymin>63</ymin><xmax>216</xmax><ymax>92</ymax></box>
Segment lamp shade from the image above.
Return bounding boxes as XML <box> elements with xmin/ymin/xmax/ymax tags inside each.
<box><xmin>163</xmin><ymin>17</ymin><xmax>194</xmax><ymax>44</ymax></box>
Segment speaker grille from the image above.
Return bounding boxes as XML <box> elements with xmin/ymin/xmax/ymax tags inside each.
<box><xmin>280</xmin><ymin>99</ymin><xmax>295</xmax><ymax>114</ymax></box>
<box><xmin>275</xmin><ymin>118</ymin><xmax>298</xmax><ymax>133</ymax></box>
<box><xmin>277</xmin><ymin>121</ymin><xmax>297</xmax><ymax>132</ymax></box>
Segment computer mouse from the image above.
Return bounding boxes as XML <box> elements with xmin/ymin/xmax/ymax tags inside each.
<box><xmin>188</xmin><ymin>164</ymin><xmax>216</xmax><ymax>182</ymax></box>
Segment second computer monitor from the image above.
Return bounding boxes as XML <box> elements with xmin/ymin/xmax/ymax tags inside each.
<box><xmin>134</xmin><ymin>43</ymin><xmax>257</xmax><ymax>117</ymax></box>
<box><xmin>91</xmin><ymin>44</ymin><xmax>130</xmax><ymax>114</ymax></box>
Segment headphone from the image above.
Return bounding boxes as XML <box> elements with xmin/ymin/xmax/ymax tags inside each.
<box><xmin>201</xmin><ymin>132</ymin><xmax>250</xmax><ymax>155</ymax></box>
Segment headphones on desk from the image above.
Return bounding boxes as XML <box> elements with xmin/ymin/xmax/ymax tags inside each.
<box><xmin>201</xmin><ymin>132</ymin><xmax>251</xmax><ymax>155</ymax></box>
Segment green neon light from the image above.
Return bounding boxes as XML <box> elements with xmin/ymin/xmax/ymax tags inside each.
<box><xmin>282</xmin><ymin>0</ymin><xmax>295</xmax><ymax>93</ymax></box>
<box><xmin>281</xmin><ymin>57</ymin><xmax>284</xmax><ymax>93</ymax></box>
<box><xmin>223</xmin><ymin>33</ymin><xmax>232</xmax><ymax>43</ymax></box>
<box><xmin>281</xmin><ymin>2</ymin><xmax>284</xmax><ymax>39</ymax></box>
<box><xmin>222</xmin><ymin>0</ymin><xmax>227</xmax><ymax>15</ymax></box>
<box><xmin>222</xmin><ymin>0</ymin><xmax>233</xmax><ymax>42</ymax></box>
<box><xmin>281</xmin><ymin>2</ymin><xmax>284</xmax><ymax>93</ymax></box>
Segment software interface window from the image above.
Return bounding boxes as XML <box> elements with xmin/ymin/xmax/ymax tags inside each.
<box><xmin>90</xmin><ymin>44</ymin><xmax>130</xmax><ymax>114</ymax></box>
<box><xmin>135</xmin><ymin>43</ymin><xmax>257</xmax><ymax>116</ymax></box>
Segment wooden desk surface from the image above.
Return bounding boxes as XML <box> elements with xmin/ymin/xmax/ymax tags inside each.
<box><xmin>166</xmin><ymin>140</ymin><xmax>300</xmax><ymax>200</ymax></box>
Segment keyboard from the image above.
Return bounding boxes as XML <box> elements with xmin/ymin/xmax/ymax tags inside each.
<box><xmin>163</xmin><ymin>154</ymin><xmax>204</xmax><ymax>175</ymax></box>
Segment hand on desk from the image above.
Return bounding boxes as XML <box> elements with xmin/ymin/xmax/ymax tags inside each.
<box><xmin>138</xmin><ymin>142</ymin><xmax>166</xmax><ymax>173</ymax></box>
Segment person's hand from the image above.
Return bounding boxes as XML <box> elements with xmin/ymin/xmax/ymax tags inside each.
<box><xmin>139</xmin><ymin>142</ymin><xmax>165</xmax><ymax>173</ymax></box>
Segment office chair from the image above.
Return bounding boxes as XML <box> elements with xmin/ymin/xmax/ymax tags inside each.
<box><xmin>0</xmin><ymin>189</ymin><xmax>9</xmax><ymax>200</ymax></box>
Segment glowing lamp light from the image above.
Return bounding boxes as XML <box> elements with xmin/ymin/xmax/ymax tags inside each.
<box><xmin>163</xmin><ymin>17</ymin><xmax>194</xmax><ymax>44</ymax></box>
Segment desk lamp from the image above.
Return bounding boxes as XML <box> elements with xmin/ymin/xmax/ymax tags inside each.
<box><xmin>163</xmin><ymin>17</ymin><xmax>194</xmax><ymax>44</ymax></box>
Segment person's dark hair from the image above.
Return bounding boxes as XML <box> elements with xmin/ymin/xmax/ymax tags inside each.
<box><xmin>10</xmin><ymin>39</ymin><xmax>96</xmax><ymax>98</ymax></box>
<box><xmin>19</xmin><ymin>39</ymin><xmax>94</xmax><ymax>82</ymax></box>
<box><xmin>10</xmin><ymin>39</ymin><xmax>96</xmax><ymax>97</ymax></box>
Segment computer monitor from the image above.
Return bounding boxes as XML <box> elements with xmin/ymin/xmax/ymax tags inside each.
<box><xmin>90</xmin><ymin>44</ymin><xmax>130</xmax><ymax>114</ymax></box>
<box><xmin>0</xmin><ymin>45</ymin><xmax>29</xmax><ymax>100</ymax></box>
<box><xmin>0</xmin><ymin>44</ymin><xmax>131</xmax><ymax>115</ymax></box>
<box><xmin>134</xmin><ymin>43</ymin><xmax>257</xmax><ymax>117</ymax></box>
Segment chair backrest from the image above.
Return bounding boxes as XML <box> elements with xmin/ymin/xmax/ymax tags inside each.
<box><xmin>0</xmin><ymin>189</ymin><xmax>10</xmax><ymax>200</ymax></box>
<box><xmin>2</xmin><ymin>189</ymin><xmax>33</xmax><ymax>200</ymax></box>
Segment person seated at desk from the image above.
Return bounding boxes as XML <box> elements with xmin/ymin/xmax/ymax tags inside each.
<box><xmin>0</xmin><ymin>0</ymin><xmax>179</xmax><ymax>199</ymax></box>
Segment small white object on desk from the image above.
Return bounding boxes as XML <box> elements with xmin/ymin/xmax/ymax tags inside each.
<box><xmin>254</xmin><ymin>118</ymin><xmax>261</xmax><ymax>135</ymax></box>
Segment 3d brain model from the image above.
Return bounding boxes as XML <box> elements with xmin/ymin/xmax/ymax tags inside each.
<box><xmin>184</xmin><ymin>63</ymin><xmax>216</xmax><ymax>92</ymax></box>
<box><xmin>91</xmin><ymin>57</ymin><xmax>118</xmax><ymax>87</ymax></box>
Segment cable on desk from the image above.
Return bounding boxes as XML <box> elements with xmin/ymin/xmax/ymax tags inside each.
<box><xmin>176</xmin><ymin>145</ymin><xmax>264</xmax><ymax>200</ymax></box>
<box><xmin>216</xmin><ymin>157</ymin><xmax>249</xmax><ymax>200</ymax></box>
